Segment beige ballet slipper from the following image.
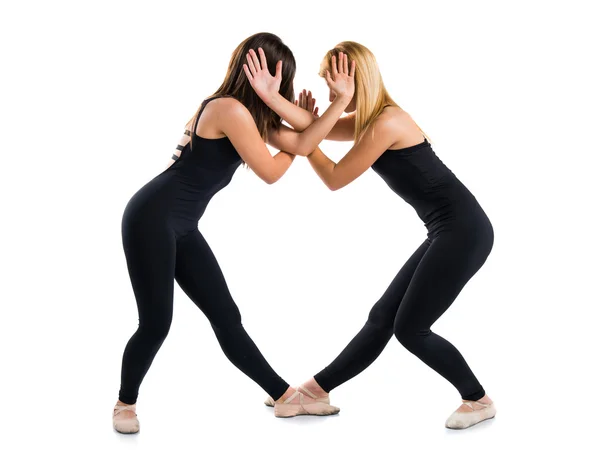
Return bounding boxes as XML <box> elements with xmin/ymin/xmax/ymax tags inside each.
<box><xmin>274</xmin><ymin>389</ymin><xmax>339</xmax><ymax>418</ymax></box>
<box><xmin>445</xmin><ymin>400</ymin><xmax>496</xmax><ymax>429</ymax></box>
<box><xmin>264</xmin><ymin>384</ymin><xmax>331</xmax><ymax>407</ymax></box>
<box><xmin>113</xmin><ymin>403</ymin><xmax>140</xmax><ymax>434</ymax></box>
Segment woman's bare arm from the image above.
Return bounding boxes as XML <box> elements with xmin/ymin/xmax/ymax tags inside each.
<box><xmin>216</xmin><ymin>98</ymin><xmax>295</xmax><ymax>184</ymax></box>
<box><xmin>284</xmin><ymin>89</ymin><xmax>356</xmax><ymax>140</ymax></box>
<box><xmin>244</xmin><ymin>49</ymin><xmax>355</xmax><ymax>155</ymax></box>
<box><xmin>306</xmin><ymin>114</ymin><xmax>397</xmax><ymax>191</ymax></box>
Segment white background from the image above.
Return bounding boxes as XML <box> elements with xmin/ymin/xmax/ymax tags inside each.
<box><xmin>1</xmin><ymin>0</ymin><xmax>599</xmax><ymax>466</ymax></box>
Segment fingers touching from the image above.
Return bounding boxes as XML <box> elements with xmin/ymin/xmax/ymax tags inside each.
<box><xmin>294</xmin><ymin>89</ymin><xmax>318</xmax><ymax>115</ymax></box>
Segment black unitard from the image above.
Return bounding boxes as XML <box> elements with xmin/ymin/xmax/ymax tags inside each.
<box><xmin>118</xmin><ymin>98</ymin><xmax>289</xmax><ymax>404</ymax></box>
<box><xmin>314</xmin><ymin>138</ymin><xmax>494</xmax><ymax>401</ymax></box>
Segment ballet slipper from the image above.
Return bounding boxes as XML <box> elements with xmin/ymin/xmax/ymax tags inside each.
<box><xmin>274</xmin><ymin>388</ymin><xmax>339</xmax><ymax>418</ymax></box>
<box><xmin>113</xmin><ymin>403</ymin><xmax>140</xmax><ymax>434</ymax></box>
<box><xmin>264</xmin><ymin>384</ymin><xmax>330</xmax><ymax>407</ymax></box>
<box><xmin>445</xmin><ymin>400</ymin><xmax>496</xmax><ymax>429</ymax></box>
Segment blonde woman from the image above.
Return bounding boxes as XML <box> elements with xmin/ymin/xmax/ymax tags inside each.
<box><xmin>112</xmin><ymin>33</ymin><xmax>356</xmax><ymax>433</ymax></box>
<box><xmin>245</xmin><ymin>42</ymin><xmax>496</xmax><ymax>429</ymax></box>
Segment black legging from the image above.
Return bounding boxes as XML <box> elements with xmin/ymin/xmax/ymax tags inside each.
<box><xmin>314</xmin><ymin>221</ymin><xmax>494</xmax><ymax>401</ymax></box>
<box><xmin>118</xmin><ymin>173</ymin><xmax>290</xmax><ymax>405</ymax></box>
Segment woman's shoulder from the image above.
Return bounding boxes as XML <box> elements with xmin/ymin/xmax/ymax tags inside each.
<box><xmin>206</xmin><ymin>95</ymin><xmax>246</xmax><ymax>114</ymax></box>
<box><xmin>378</xmin><ymin>105</ymin><xmax>421</xmax><ymax>133</ymax></box>
<box><xmin>362</xmin><ymin>106</ymin><xmax>423</xmax><ymax>150</ymax></box>
<box><xmin>378</xmin><ymin>106</ymin><xmax>426</xmax><ymax>149</ymax></box>
<box><xmin>200</xmin><ymin>96</ymin><xmax>253</xmax><ymax>126</ymax></box>
<box><xmin>200</xmin><ymin>96</ymin><xmax>258</xmax><ymax>137</ymax></box>
<box><xmin>369</xmin><ymin>105</ymin><xmax>406</xmax><ymax>136</ymax></box>
<box><xmin>378</xmin><ymin>105</ymin><xmax>409</xmax><ymax>124</ymax></box>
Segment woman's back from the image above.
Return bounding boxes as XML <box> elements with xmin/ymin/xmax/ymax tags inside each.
<box><xmin>123</xmin><ymin>97</ymin><xmax>243</xmax><ymax>237</ymax></box>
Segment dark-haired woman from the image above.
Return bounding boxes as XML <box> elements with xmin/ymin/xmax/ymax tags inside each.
<box><xmin>112</xmin><ymin>32</ymin><xmax>355</xmax><ymax>433</ymax></box>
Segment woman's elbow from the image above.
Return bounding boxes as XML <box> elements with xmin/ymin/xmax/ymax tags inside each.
<box><xmin>255</xmin><ymin>170</ymin><xmax>278</xmax><ymax>185</ymax></box>
<box><xmin>327</xmin><ymin>178</ymin><xmax>348</xmax><ymax>191</ymax></box>
<box><xmin>326</xmin><ymin>180</ymin><xmax>341</xmax><ymax>191</ymax></box>
<box><xmin>264</xmin><ymin>170</ymin><xmax>284</xmax><ymax>185</ymax></box>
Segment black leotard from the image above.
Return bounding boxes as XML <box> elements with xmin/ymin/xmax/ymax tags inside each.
<box><xmin>118</xmin><ymin>97</ymin><xmax>289</xmax><ymax>404</ymax></box>
<box><xmin>315</xmin><ymin>138</ymin><xmax>494</xmax><ymax>401</ymax></box>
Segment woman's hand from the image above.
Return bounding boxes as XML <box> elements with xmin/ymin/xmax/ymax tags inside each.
<box><xmin>325</xmin><ymin>52</ymin><xmax>356</xmax><ymax>102</ymax></box>
<box><xmin>295</xmin><ymin>89</ymin><xmax>319</xmax><ymax>117</ymax></box>
<box><xmin>243</xmin><ymin>47</ymin><xmax>282</xmax><ymax>103</ymax></box>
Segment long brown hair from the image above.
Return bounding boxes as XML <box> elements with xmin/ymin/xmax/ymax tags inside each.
<box><xmin>189</xmin><ymin>32</ymin><xmax>296</xmax><ymax>145</ymax></box>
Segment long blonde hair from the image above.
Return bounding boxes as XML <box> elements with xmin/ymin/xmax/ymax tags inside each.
<box><xmin>319</xmin><ymin>41</ymin><xmax>429</xmax><ymax>143</ymax></box>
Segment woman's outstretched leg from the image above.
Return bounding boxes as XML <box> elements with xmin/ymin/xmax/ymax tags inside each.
<box><xmin>174</xmin><ymin>229</ymin><xmax>289</xmax><ymax>401</ymax></box>
<box><xmin>175</xmin><ymin>229</ymin><xmax>339</xmax><ymax>417</ymax></box>
<box><xmin>308</xmin><ymin>240</ymin><xmax>430</xmax><ymax>395</ymax></box>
